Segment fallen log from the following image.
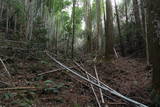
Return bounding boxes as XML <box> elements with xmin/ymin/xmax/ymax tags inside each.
<box><xmin>46</xmin><ymin>51</ymin><xmax>148</xmax><ymax>107</ymax></box>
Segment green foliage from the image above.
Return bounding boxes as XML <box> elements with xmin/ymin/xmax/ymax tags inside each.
<box><xmin>0</xmin><ymin>91</ymin><xmax>36</xmax><ymax>107</ymax></box>
<box><xmin>13</xmin><ymin>91</ymin><xmax>36</xmax><ymax>107</ymax></box>
<box><xmin>1</xmin><ymin>92</ymin><xmax>14</xmax><ymax>100</ymax></box>
<box><xmin>32</xmin><ymin>17</ymin><xmax>48</xmax><ymax>45</ymax></box>
<box><xmin>44</xmin><ymin>80</ymin><xmax>65</xmax><ymax>94</ymax></box>
<box><xmin>44</xmin><ymin>0</ymin><xmax>71</xmax><ymax>13</ymax></box>
<box><xmin>2</xmin><ymin>0</ymin><xmax>26</xmax><ymax>24</ymax></box>
<box><xmin>29</xmin><ymin>64</ymin><xmax>40</xmax><ymax>73</ymax></box>
<box><xmin>44</xmin><ymin>80</ymin><xmax>54</xmax><ymax>86</ymax></box>
<box><xmin>73</xmin><ymin>104</ymin><xmax>81</xmax><ymax>107</ymax></box>
<box><xmin>16</xmin><ymin>98</ymin><xmax>33</xmax><ymax>107</ymax></box>
<box><xmin>91</xmin><ymin>0</ymin><xmax>97</xmax><ymax>24</ymax></box>
<box><xmin>3</xmin><ymin>0</ymin><xmax>25</xmax><ymax>15</ymax></box>
<box><xmin>34</xmin><ymin>75</ymin><xmax>44</xmax><ymax>82</ymax></box>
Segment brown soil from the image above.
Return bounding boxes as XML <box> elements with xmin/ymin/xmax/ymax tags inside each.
<box><xmin>0</xmin><ymin>54</ymin><xmax>151</xmax><ymax>107</ymax></box>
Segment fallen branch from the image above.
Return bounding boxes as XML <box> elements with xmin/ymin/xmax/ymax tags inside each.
<box><xmin>107</xmin><ymin>102</ymin><xmax>126</xmax><ymax>105</ymax></box>
<box><xmin>0</xmin><ymin>81</ymin><xmax>11</xmax><ymax>87</ymax></box>
<box><xmin>46</xmin><ymin>52</ymin><xmax>148</xmax><ymax>107</ymax></box>
<box><xmin>0</xmin><ymin>87</ymin><xmax>40</xmax><ymax>91</ymax></box>
<box><xmin>0</xmin><ymin>58</ymin><xmax>11</xmax><ymax>78</ymax></box>
<box><xmin>85</xmin><ymin>68</ymin><xmax>101</xmax><ymax>107</ymax></box>
<box><xmin>94</xmin><ymin>65</ymin><xmax>105</xmax><ymax>104</ymax></box>
<box><xmin>0</xmin><ymin>58</ymin><xmax>14</xmax><ymax>86</ymax></box>
<box><xmin>113</xmin><ymin>48</ymin><xmax>119</xmax><ymax>58</ymax></box>
<box><xmin>38</xmin><ymin>66</ymin><xmax>76</xmax><ymax>76</ymax></box>
<box><xmin>62</xmin><ymin>65</ymin><xmax>117</xmax><ymax>102</ymax></box>
<box><xmin>0</xmin><ymin>46</ymin><xmax>43</xmax><ymax>51</ymax></box>
<box><xmin>74</xmin><ymin>61</ymin><xmax>118</xmax><ymax>102</ymax></box>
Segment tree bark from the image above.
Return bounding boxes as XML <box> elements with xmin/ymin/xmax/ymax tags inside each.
<box><xmin>0</xmin><ymin>1</ymin><xmax>4</xmax><ymax>19</ymax></box>
<box><xmin>5</xmin><ymin>7</ymin><xmax>9</xmax><ymax>39</ymax></box>
<box><xmin>105</xmin><ymin>0</ymin><xmax>114</xmax><ymax>58</ymax></box>
<box><xmin>140</xmin><ymin>0</ymin><xmax>150</xmax><ymax>65</ymax></box>
<box><xmin>14</xmin><ymin>15</ymin><xmax>17</xmax><ymax>33</ymax></box>
<box><xmin>71</xmin><ymin>0</ymin><xmax>76</xmax><ymax>58</ymax></box>
<box><xmin>125</xmin><ymin>0</ymin><xmax>128</xmax><ymax>25</ymax></box>
<box><xmin>84</xmin><ymin>0</ymin><xmax>92</xmax><ymax>52</ymax></box>
<box><xmin>147</xmin><ymin>0</ymin><xmax>160</xmax><ymax>106</ymax></box>
<box><xmin>96</xmin><ymin>0</ymin><xmax>103</xmax><ymax>52</ymax></box>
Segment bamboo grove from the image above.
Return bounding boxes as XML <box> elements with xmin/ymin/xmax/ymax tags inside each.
<box><xmin>1</xmin><ymin>0</ymin><xmax>160</xmax><ymax>106</ymax></box>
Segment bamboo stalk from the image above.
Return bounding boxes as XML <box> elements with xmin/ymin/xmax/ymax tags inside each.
<box><xmin>113</xmin><ymin>48</ymin><xmax>118</xmax><ymax>58</ymax></box>
<box><xmin>0</xmin><ymin>58</ymin><xmax>13</xmax><ymax>86</ymax></box>
<box><xmin>0</xmin><ymin>58</ymin><xmax>11</xmax><ymax>78</ymax></box>
<box><xmin>38</xmin><ymin>66</ymin><xmax>76</xmax><ymax>76</ymax></box>
<box><xmin>94</xmin><ymin>65</ymin><xmax>105</xmax><ymax>104</ymax></box>
<box><xmin>74</xmin><ymin>61</ymin><xmax>117</xmax><ymax>102</ymax></box>
<box><xmin>86</xmin><ymin>74</ymin><xmax>101</xmax><ymax>107</ymax></box>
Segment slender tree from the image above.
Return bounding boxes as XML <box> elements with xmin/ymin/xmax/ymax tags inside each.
<box><xmin>96</xmin><ymin>0</ymin><xmax>103</xmax><ymax>52</ymax></box>
<box><xmin>147</xmin><ymin>0</ymin><xmax>160</xmax><ymax>106</ymax></box>
<box><xmin>71</xmin><ymin>0</ymin><xmax>76</xmax><ymax>58</ymax></box>
<box><xmin>6</xmin><ymin>7</ymin><xmax>9</xmax><ymax>39</ymax></box>
<box><xmin>139</xmin><ymin>0</ymin><xmax>150</xmax><ymax>65</ymax></box>
<box><xmin>114</xmin><ymin>0</ymin><xmax>125</xmax><ymax>56</ymax></box>
<box><xmin>132</xmin><ymin>0</ymin><xmax>144</xmax><ymax>48</ymax></box>
<box><xmin>84</xmin><ymin>0</ymin><xmax>92</xmax><ymax>52</ymax></box>
<box><xmin>125</xmin><ymin>0</ymin><xmax>128</xmax><ymax>25</ymax></box>
<box><xmin>105</xmin><ymin>0</ymin><xmax>114</xmax><ymax>58</ymax></box>
<box><xmin>124</xmin><ymin>0</ymin><xmax>129</xmax><ymax>43</ymax></box>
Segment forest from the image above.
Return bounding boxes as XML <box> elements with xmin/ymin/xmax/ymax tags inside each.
<box><xmin>0</xmin><ymin>0</ymin><xmax>160</xmax><ymax>107</ymax></box>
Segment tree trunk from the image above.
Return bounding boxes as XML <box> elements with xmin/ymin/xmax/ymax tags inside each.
<box><xmin>125</xmin><ymin>0</ymin><xmax>130</xmax><ymax>44</ymax></box>
<box><xmin>140</xmin><ymin>0</ymin><xmax>150</xmax><ymax>65</ymax></box>
<box><xmin>114</xmin><ymin>0</ymin><xmax>125</xmax><ymax>57</ymax></box>
<box><xmin>125</xmin><ymin>0</ymin><xmax>128</xmax><ymax>25</ymax></box>
<box><xmin>132</xmin><ymin>0</ymin><xmax>144</xmax><ymax>48</ymax></box>
<box><xmin>147</xmin><ymin>0</ymin><xmax>160</xmax><ymax>106</ymax></box>
<box><xmin>96</xmin><ymin>0</ymin><xmax>103</xmax><ymax>52</ymax></box>
<box><xmin>5</xmin><ymin>7</ymin><xmax>9</xmax><ymax>39</ymax></box>
<box><xmin>105</xmin><ymin>0</ymin><xmax>114</xmax><ymax>58</ymax></box>
<box><xmin>144</xmin><ymin>8</ymin><xmax>150</xmax><ymax>65</ymax></box>
<box><xmin>84</xmin><ymin>0</ymin><xmax>92</xmax><ymax>52</ymax></box>
<box><xmin>55</xmin><ymin>21</ymin><xmax>58</xmax><ymax>55</ymax></box>
<box><xmin>102</xmin><ymin>0</ymin><xmax>106</xmax><ymax>52</ymax></box>
<box><xmin>14</xmin><ymin>15</ymin><xmax>17</xmax><ymax>33</ymax></box>
<box><xmin>71</xmin><ymin>0</ymin><xmax>76</xmax><ymax>58</ymax></box>
<box><xmin>0</xmin><ymin>1</ymin><xmax>4</xmax><ymax>19</ymax></box>
<box><xmin>140</xmin><ymin>0</ymin><xmax>145</xmax><ymax>36</ymax></box>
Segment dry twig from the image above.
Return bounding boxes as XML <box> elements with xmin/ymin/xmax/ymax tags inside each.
<box><xmin>38</xmin><ymin>66</ymin><xmax>76</xmax><ymax>76</ymax></box>
<box><xmin>0</xmin><ymin>58</ymin><xmax>14</xmax><ymax>86</ymax></box>
<box><xmin>0</xmin><ymin>87</ymin><xmax>40</xmax><ymax>91</ymax></box>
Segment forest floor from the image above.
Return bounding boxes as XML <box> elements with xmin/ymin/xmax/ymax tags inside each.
<box><xmin>0</xmin><ymin>51</ymin><xmax>151</xmax><ymax>107</ymax></box>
